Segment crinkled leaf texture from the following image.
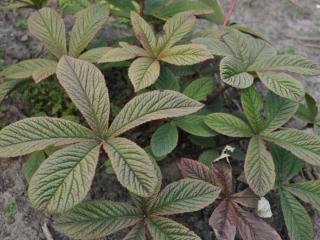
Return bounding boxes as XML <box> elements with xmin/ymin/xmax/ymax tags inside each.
<box><xmin>0</xmin><ymin>117</ymin><xmax>98</xmax><ymax>158</ymax></box>
<box><xmin>28</xmin><ymin>143</ymin><xmax>100</xmax><ymax>213</ymax></box>
<box><xmin>56</xmin><ymin>56</ymin><xmax>110</xmax><ymax>137</ymax></box>
<box><xmin>123</xmin><ymin>222</ymin><xmax>146</xmax><ymax>240</ymax></box>
<box><xmin>150</xmin><ymin>178</ymin><xmax>220</xmax><ymax>215</ymax></box>
<box><xmin>179</xmin><ymin>158</ymin><xmax>211</xmax><ymax>182</ymax></box>
<box><xmin>107</xmin><ymin>90</ymin><xmax>203</xmax><ymax>137</ymax></box>
<box><xmin>103</xmin><ymin>138</ymin><xmax>159</xmax><ymax>197</ymax></box>
<box><xmin>54</xmin><ymin>200</ymin><xmax>142</xmax><ymax>239</ymax></box>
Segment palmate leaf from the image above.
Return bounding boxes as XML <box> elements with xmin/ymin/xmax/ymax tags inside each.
<box><xmin>183</xmin><ymin>77</ymin><xmax>214</xmax><ymax>101</ymax></box>
<box><xmin>123</xmin><ymin>222</ymin><xmax>146</xmax><ymax>240</ymax></box>
<box><xmin>280</xmin><ymin>190</ymin><xmax>313</xmax><ymax>240</ymax></box>
<box><xmin>68</xmin><ymin>4</ymin><xmax>109</xmax><ymax>57</ymax></box>
<box><xmin>128</xmin><ymin>57</ymin><xmax>160</xmax><ymax>91</ymax></box>
<box><xmin>159</xmin><ymin>44</ymin><xmax>213</xmax><ymax>66</ymax></box>
<box><xmin>150</xmin><ymin>179</ymin><xmax>220</xmax><ymax>215</ymax></box>
<box><xmin>78</xmin><ymin>47</ymin><xmax>112</xmax><ymax>63</ymax></box>
<box><xmin>262</xmin><ymin>129</ymin><xmax>320</xmax><ymax>165</ymax></box>
<box><xmin>1</xmin><ymin>59</ymin><xmax>57</xmax><ymax>80</ymax></box>
<box><xmin>151</xmin><ymin>123</ymin><xmax>178</xmax><ymax>157</ymax></box>
<box><xmin>0</xmin><ymin>79</ymin><xmax>24</xmax><ymax>104</ymax></box>
<box><xmin>209</xmin><ymin>200</ymin><xmax>237</xmax><ymax>240</ymax></box>
<box><xmin>107</xmin><ymin>90</ymin><xmax>203</xmax><ymax>137</ymax></box>
<box><xmin>245</xmin><ymin>136</ymin><xmax>275</xmax><ymax>196</ymax></box>
<box><xmin>99</xmin><ymin>47</ymin><xmax>137</xmax><ymax>63</ymax></box>
<box><xmin>258</xmin><ymin>72</ymin><xmax>305</xmax><ymax>102</ymax></box>
<box><xmin>54</xmin><ymin>200</ymin><xmax>142</xmax><ymax>239</ymax></box>
<box><xmin>28</xmin><ymin>8</ymin><xmax>67</xmax><ymax>58</ymax></box>
<box><xmin>0</xmin><ymin>117</ymin><xmax>98</xmax><ymax>158</ymax></box>
<box><xmin>205</xmin><ymin>113</ymin><xmax>253</xmax><ymax>137</ymax></box>
<box><xmin>248</xmin><ymin>55</ymin><xmax>320</xmax><ymax>75</ymax></box>
<box><xmin>175</xmin><ymin>115</ymin><xmax>217</xmax><ymax>137</ymax></box>
<box><xmin>179</xmin><ymin>158</ymin><xmax>211</xmax><ymax>182</ymax></box>
<box><xmin>285</xmin><ymin>181</ymin><xmax>320</xmax><ymax>211</ymax></box>
<box><xmin>56</xmin><ymin>56</ymin><xmax>110</xmax><ymax>137</ymax></box>
<box><xmin>28</xmin><ymin>143</ymin><xmax>100</xmax><ymax>213</ymax></box>
<box><xmin>263</xmin><ymin>93</ymin><xmax>299</xmax><ymax>133</ymax></box>
<box><xmin>103</xmin><ymin>137</ymin><xmax>159</xmax><ymax>197</ymax></box>
<box><xmin>220</xmin><ymin>56</ymin><xmax>254</xmax><ymax>89</ymax></box>
<box><xmin>147</xmin><ymin>216</ymin><xmax>200</xmax><ymax>240</ymax></box>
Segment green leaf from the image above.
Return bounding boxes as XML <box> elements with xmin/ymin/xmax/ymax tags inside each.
<box><xmin>285</xmin><ymin>181</ymin><xmax>320</xmax><ymax>211</ymax></box>
<box><xmin>68</xmin><ymin>4</ymin><xmax>109</xmax><ymax>57</ymax></box>
<box><xmin>128</xmin><ymin>57</ymin><xmax>160</xmax><ymax>91</ymax></box>
<box><xmin>245</xmin><ymin>136</ymin><xmax>275</xmax><ymax>196</ymax></box>
<box><xmin>130</xmin><ymin>11</ymin><xmax>157</xmax><ymax>56</ymax></box>
<box><xmin>23</xmin><ymin>151</ymin><xmax>46</xmax><ymax>183</ymax></box>
<box><xmin>248</xmin><ymin>55</ymin><xmax>320</xmax><ymax>75</ymax></box>
<box><xmin>192</xmin><ymin>37</ymin><xmax>233</xmax><ymax>56</ymax></box>
<box><xmin>263</xmin><ymin>92</ymin><xmax>299</xmax><ymax>133</ymax></box>
<box><xmin>0</xmin><ymin>117</ymin><xmax>98</xmax><ymax>158</ymax></box>
<box><xmin>147</xmin><ymin>216</ymin><xmax>201</xmax><ymax>240</ymax></box>
<box><xmin>258</xmin><ymin>72</ymin><xmax>305</xmax><ymax>102</ymax></box>
<box><xmin>1</xmin><ymin>59</ymin><xmax>57</xmax><ymax>80</ymax></box>
<box><xmin>151</xmin><ymin>123</ymin><xmax>178</xmax><ymax>157</ymax></box>
<box><xmin>205</xmin><ymin>113</ymin><xmax>253</xmax><ymax>137</ymax></box>
<box><xmin>150</xmin><ymin>179</ymin><xmax>220</xmax><ymax>215</ymax></box>
<box><xmin>183</xmin><ymin>77</ymin><xmax>214</xmax><ymax>101</ymax></box>
<box><xmin>272</xmin><ymin>145</ymin><xmax>304</xmax><ymax>185</ymax></box>
<box><xmin>108</xmin><ymin>90</ymin><xmax>203</xmax><ymax>137</ymax></box>
<box><xmin>0</xmin><ymin>79</ymin><xmax>24</xmax><ymax>104</ymax></box>
<box><xmin>159</xmin><ymin>44</ymin><xmax>213</xmax><ymax>65</ymax></box>
<box><xmin>262</xmin><ymin>130</ymin><xmax>320</xmax><ymax>166</ymax></box>
<box><xmin>123</xmin><ymin>222</ymin><xmax>146</xmax><ymax>240</ymax></box>
<box><xmin>32</xmin><ymin>65</ymin><xmax>57</xmax><ymax>83</ymax></box>
<box><xmin>175</xmin><ymin>115</ymin><xmax>217</xmax><ymax>137</ymax></box>
<box><xmin>54</xmin><ymin>200</ymin><xmax>142</xmax><ymax>239</ymax></box>
<box><xmin>241</xmin><ymin>86</ymin><xmax>263</xmax><ymax>132</ymax></box>
<box><xmin>280</xmin><ymin>190</ymin><xmax>313</xmax><ymax>240</ymax></box>
<box><xmin>119</xmin><ymin>42</ymin><xmax>150</xmax><ymax>57</ymax></box>
<box><xmin>28</xmin><ymin>143</ymin><xmax>100</xmax><ymax>213</ymax></box>
<box><xmin>56</xmin><ymin>56</ymin><xmax>110</xmax><ymax>137</ymax></box>
<box><xmin>198</xmin><ymin>149</ymin><xmax>219</xmax><ymax>166</ymax></box>
<box><xmin>78</xmin><ymin>47</ymin><xmax>112</xmax><ymax>63</ymax></box>
<box><xmin>296</xmin><ymin>94</ymin><xmax>318</xmax><ymax>123</ymax></box>
<box><xmin>99</xmin><ymin>47</ymin><xmax>137</xmax><ymax>63</ymax></box>
<box><xmin>28</xmin><ymin>8</ymin><xmax>67</xmax><ymax>58</ymax></box>
<box><xmin>220</xmin><ymin>56</ymin><xmax>254</xmax><ymax>89</ymax></box>
<box><xmin>155</xmin><ymin>67</ymin><xmax>180</xmax><ymax>91</ymax></box>
<box><xmin>103</xmin><ymin>137</ymin><xmax>159</xmax><ymax>197</ymax></box>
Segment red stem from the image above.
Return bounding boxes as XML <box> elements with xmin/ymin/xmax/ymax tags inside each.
<box><xmin>224</xmin><ymin>0</ymin><xmax>239</xmax><ymax>26</ymax></box>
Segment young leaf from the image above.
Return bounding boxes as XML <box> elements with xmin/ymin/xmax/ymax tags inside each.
<box><xmin>280</xmin><ymin>190</ymin><xmax>313</xmax><ymax>240</ymax></box>
<box><xmin>258</xmin><ymin>72</ymin><xmax>305</xmax><ymax>102</ymax></box>
<box><xmin>212</xmin><ymin>161</ymin><xmax>233</xmax><ymax>196</ymax></box>
<box><xmin>235</xmin><ymin>205</ymin><xmax>282</xmax><ymax>240</ymax></box>
<box><xmin>263</xmin><ymin>93</ymin><xmax>299</xmax><ymax>133</ymax></box>
<box><xmin>241</xmin><ymin>86</ymin><xmax>263</xmax><ymax>132</ymax></box>
<box><xmin>262</xmin><ymin>130</ymin><xmax>320</xmax><ymax>165</ymax></box>
<box><xmin>285</xmin><ymin>181</ymin><xmax>320</xmax><ymax>211</ymax></box>
<box><xmin>183</xmin><ymin>77</ymin><xmax>214</xmax><ymax>101</ymax></box>
<box><xmin>231</xmin><ymin>188</ymin><xmax>259</xmax><ymax>208</ymax></box>
<box><xmin>68</xmin><ymin>4</ymin><xmax>109</xmax><ymax>57</ymax></box>
<box><xmin>179</xmin><ymin>158</ymin><xmax>211</xmax><ymax>182</ymax></box>
<box><xmin>78</xmin><ymin>47</ymin><xmax>112</xmax><ymax>63</ymax></box>
<box><xmin>0</xmin><ymin>79</ymin><xmax>24</xmax><ymax>104</ymax></box>
<box><xmin>175</xmin><ymin>115</ymin><xmax>217</xmax><ymax>137</ymax></box>
<box><xmin>1</xmin><ymin>59</ymin><xmax>57</xmax><ymax>80</ymax></box>
<box><xmin>151</xmin><ymin>123</ymin><xmax>178</xmax><ymax>157</ymax></box>
<box><xmin>107</xmin><ymin>90</ymin><xmax>203</xmax><ymax>137</ymax></box>
<box><xmin>28</xmin><ymin>8</ymin><xmax>67</xmax><ymax>58</ymax></box>
<box><xmin>150</xmin><ymin>178</ymin><xmax>220</xmax><ymax>215</ymax></box>
<box><xmin>159</xmin><ymin>44</ymin><xmax>213</xmax><ymax>65</ymax></box>
<box><xmin>123</xmin><ymin>222</ymin><xmax>146</xmax><ymax>240</ymax></box>
<box><xmin>245</xmin><ymin>136</ymin><xmax>275</xmax><ymax>196</ymax></box>
<box><xmin>54</xmin><ymin>200</ymin><xmax>142</xmax><ymax>239</ymax></box>
<box><xmin>220</xmin><ymin>56</ymin><xmax>254</xmax><ymax>89</ymax></box>
<box><xmin>28</xmin><ymin>143</ymin><xmax>100</xmax><ymax>213</ymax></box>
<box><xmin>103</xmin><ymin>137</ymin><xmax>158</xmax><ymax>197</ymax></box>
<box><xmin>205</xmin><ymin>113</ymin><xmax>253</xmax><ymax>137</ymax></box>
<box><xmin>99</xmin><ymin>47</ymin><xmax>137</xmax><ymax>63</ymax></box>
<box><xmin>209</xmin><ymin>200</ymin><xmax>237</xmax><ymax>240</ymax></box>
<box><xmin>0</xmin><ymin>117</ymin><xmax>98</xmax><ymax>158</ymax></box>
<box><xmin>248</xmin><ymin>55</ymin><xmax>320</xmax><ymax>75</ymax></box>
<box><xmin>56</xmin><ymin>56</ymin><xmax>110</xmax><ymax>137</ymax></box>
<box><xmin>147</xmin><ymin>216</ymin><xmax>200</xmax><ymax>240</ymax></box>
<box><xmin>130</xmin><ymin>11</ymin><xmax>157</xmax><ymax>56</ymax></box>
<box><xmin>128</xmin><ymin>57</ymin><xmax>160</xmax><ymax>91</ymax></box>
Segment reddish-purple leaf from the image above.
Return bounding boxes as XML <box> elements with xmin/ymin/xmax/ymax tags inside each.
<box><xmin>179</xmin><ymin>158</ymin><xmax>211</xmax><ymax>182</ymax></box>
<box><xmin>235</xmin><ymin>205</ymin><xmax>281</xmax><ymax>240</ymax></box>
<box><xmin>209</xmin><ymin>200</ymin><xmax>237</xmax><ymax>240</ymax></box>
<box><xmin>231</xmin><ymin>188</ymin><xmax>259</xmax><ymax>208</ymax></box>
<box><xmin>212</xmin><ymin>161</ymin><xmax>233</xmax><ymax>196</ymax></box>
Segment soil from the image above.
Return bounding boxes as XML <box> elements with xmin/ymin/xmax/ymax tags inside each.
<box><xmin>0</xmin><ymin>0</ymin><xmax>320</xmax><ymax>239</ymax></box>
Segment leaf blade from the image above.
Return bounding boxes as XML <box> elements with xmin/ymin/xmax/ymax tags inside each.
<box><xmin>151</xmin><ymin>123</ymin><xmax>178</xmax><ymax>157</ymax></box>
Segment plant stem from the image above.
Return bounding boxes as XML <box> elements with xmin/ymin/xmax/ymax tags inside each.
<box><xmin>139</xmin><ymin>0</ymin><xmax>145</xmax><ymax>16</ymax></box>
<box><xmin>224</xmin><ymin>0</ymin><xmax>238</xmax><ymax>26</ymax></box>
